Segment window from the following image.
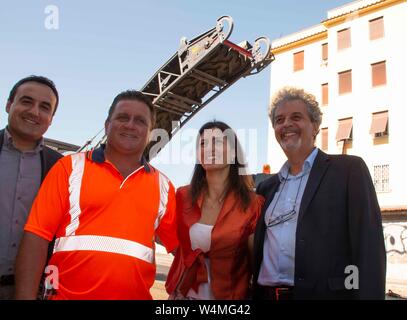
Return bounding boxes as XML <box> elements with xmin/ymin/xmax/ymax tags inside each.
<box><xmin>338</xmin><ymin>70</ymin><xmax>352</xmax><ymax>94</ymax></box>
<box><xmin>322</xmin><ymin>43</ymin><xmax>328</xmax><ymax>61</ymax></box>
<box><xmin>374</xmin><ymin>164</ymin><xmax>389</xmax><ymax>192</ymax></box>
<box><xmin>372</xmin><ymin>61</ymin><xmax>387</xmax><ymax>87</ymax></box>
<box><xmin>321</xmin><ymin>83</ymin><xmax>328</xmax><ymax>105</ymax></box>
<box><xmin>293</xmin><ymin>51</ymin><xmax>304</xmax><ymax>72</ymax></box>
<box><xmin>370</xmin><ymin>111</ymin><xmax>388</xmax><ymax>138</ymax></box>
<box><xmin>336</xmin><ymin>118</ymin><xmax>353</xmax><ymax>141</ymax></box>
<box><xmin>321</xmin><ymin>128</ymin><xmax>328</xmax><ymax>151</ymax></box>
<box><xmin>336</xmin><ymin>118</ymin><xmax>353</xmax><ymax>155</ymax></box>
<box><xmin>370</xmin><ymin>17</ymin><xmax>384</xmax><ymax>40</ymax></box>
<box><xmin>337</xmin><ymin>28</ymin><xmax>351</xmax><ymax>50</ymax></box>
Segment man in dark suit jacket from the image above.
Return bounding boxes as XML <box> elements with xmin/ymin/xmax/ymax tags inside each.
<box><xmin>253</xmin><ymin>86</ymin><xmax>386</xmax><ymax>300</ymax></box>
<box><xmin>0</xmin><ymin>76</ymin><xmax>62</xmax><ymax>299</ymax></box>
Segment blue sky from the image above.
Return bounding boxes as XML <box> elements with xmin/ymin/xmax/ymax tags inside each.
<box><xmin>0</xmin><ymin>0</ymin><xmax>349</xmax><ymax>186</ymax></box>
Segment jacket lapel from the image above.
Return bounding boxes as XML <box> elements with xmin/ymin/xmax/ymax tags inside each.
<box><xmin>214</xmin><ymin>191</ymin><xmax>238</xmax><ymax>225</ymax></box>
<box><xmin>255</xmin><ymin>175</ymin><xmax>281</xmax><ymax>235</ymax></box>
<box><xmin>40</xmin><ymin>148</ymin><xmax>47</xmax><ymax>181</ymax></box>
<box><xmin>253</xmin><ymin>176</ymin><xmax>280</xmax><ymax>280</ymax></box>
<box><xmin>297</xmin><ymin>150</ymin><xmax>330</xmax><ymax>224</ymax></box>
<box><xmin>263</xmin><ymin>181</ymin><xmax>280</xmax><ymax>213</ymax></box>
<box><xmin>0</xmin><ymin>129</ymin><xmax>4</xmax><ymax>154</ymax></box>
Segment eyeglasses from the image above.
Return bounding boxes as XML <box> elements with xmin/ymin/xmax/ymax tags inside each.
<box><xmin>267</xmin><ymin>208</ymin><xmax>297</xmax><ymax>228</ymax></box>
<box><xmin>266</xmin><ymin>173</ymin><xmax>304</xmax><ymax>228</ymax></box>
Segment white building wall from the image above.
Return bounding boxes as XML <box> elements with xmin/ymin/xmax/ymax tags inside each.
<box><xmin>268</xmin><ymin>33</ymin><xmax>329</xmax><ymax>172</ymax></box>
<box><xmin>267</xmin><ymin>0</ymin><xmax>407</xmax><ymax>209</ymax></box>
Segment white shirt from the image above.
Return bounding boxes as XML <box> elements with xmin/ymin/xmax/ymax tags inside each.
<box><xmin>258</xmin><ymin>148</ymin><xmax>318</xmax><ymax>286</ymax></box>
<box><xmin>186</xmin><ymin>222</ymin><xmax>215</xmax><ymax>300</ymax></box>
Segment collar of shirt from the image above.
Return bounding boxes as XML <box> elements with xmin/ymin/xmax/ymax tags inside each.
<box><xmin>4</xmin><ymin>127</ymin><xmax>44</xmax><ymax>154</ymax></box>
<box><xmin>89</xmin><ymin>143</ymin><xmax>152</xmax><ymax>173</ymax></box>
<box><xmin>278</xmin><ymin>147</ymin><xmax>319</xmax><ymax>182</ymax></box>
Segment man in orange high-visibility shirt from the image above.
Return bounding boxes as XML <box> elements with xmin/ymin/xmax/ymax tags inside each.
<box><xmin>15</xmin><ymin>90</ymin><xmax>178</xmax><ymax>300</ymax></box>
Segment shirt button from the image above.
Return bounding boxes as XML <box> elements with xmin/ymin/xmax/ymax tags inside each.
<box><xmin>8</xmin><ymin>268</ymin><xmax>12</xmax><ymax>272</ymax></box>
<box><xmin>12</xmin><ymin>243</ymin><xmax>17</xmax><ymax>248</ymax></box>
<box><xmin>15</xmin><ymin>220</ymin><xmax>19</xmax><ymax>224</ymax></box>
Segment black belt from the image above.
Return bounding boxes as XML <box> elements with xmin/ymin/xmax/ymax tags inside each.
<box><xmin>257</xmin><ymin>285</ymin><xmax>294</xmax><ymax>300</ymax></box>
<box><xmin>0</xmin><ymin>274</ymin><xmax>15</xmax><ymax>286</ymax></box>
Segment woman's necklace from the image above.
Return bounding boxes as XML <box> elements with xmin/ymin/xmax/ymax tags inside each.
<box><xmin>203</xmin><ymin>192</ymin><xmax>225</xmax><ymax>210</ymax></box>
<box><xmin>203</xmin><ymin>198</ymin><xmax>222</xmax><ymax>209</ymax></box>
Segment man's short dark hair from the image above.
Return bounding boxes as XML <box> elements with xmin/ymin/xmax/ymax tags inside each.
<box><xmin>8</xmin><ymin>75</ymin><xmax>59</xmax><ymax>114</ymax></box>
<box><xmin>107</xmin><ymin>90</ymin><xmax>156</xmax><ymax>128</ymax></box>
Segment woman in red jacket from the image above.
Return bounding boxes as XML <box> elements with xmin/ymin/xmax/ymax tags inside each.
<box><xmin>166</xmin><ymin>121</ymin><xmax>264</xmax><ymax>299</ymax></box>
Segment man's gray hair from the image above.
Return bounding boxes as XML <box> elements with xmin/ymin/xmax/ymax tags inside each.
<box><xmin>268</xmin><ymin>86</ymin><xmax>322</xmax><ymax>128</ymax></box>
